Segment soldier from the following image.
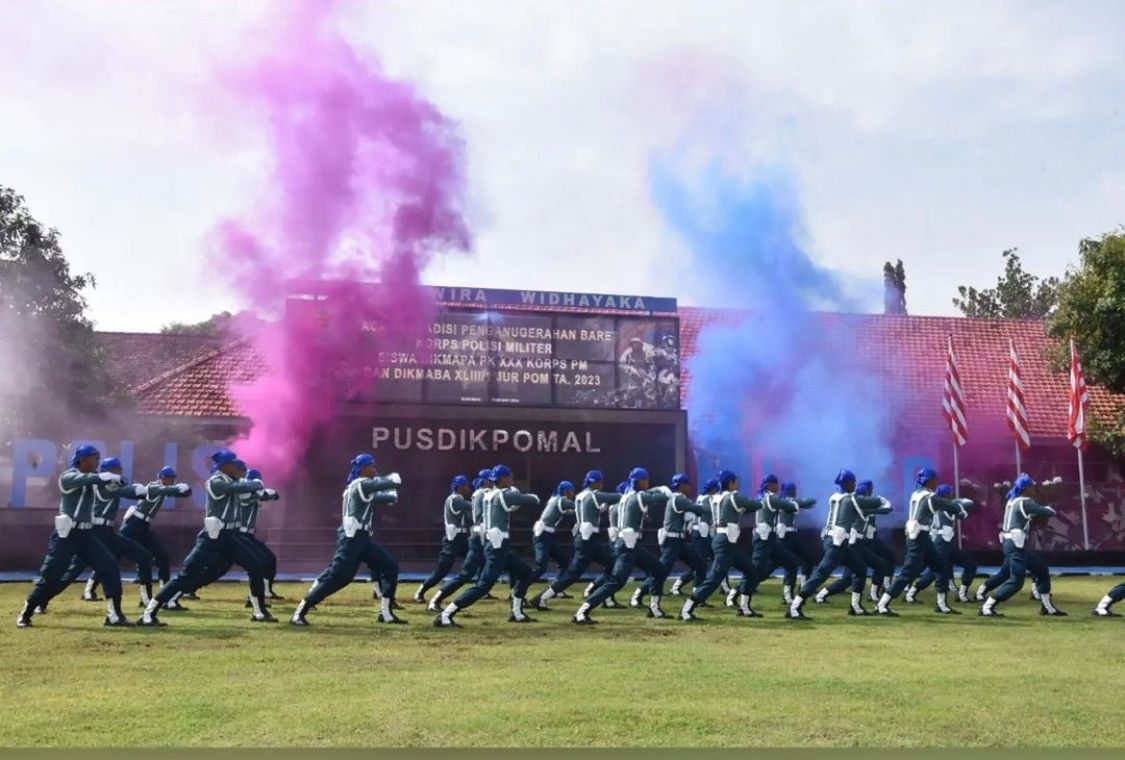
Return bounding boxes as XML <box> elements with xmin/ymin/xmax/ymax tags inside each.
<box><xmin>1092</xmin><ymin>581</ymin><xmax>1125</xmax><ymax>617</ymax></box>
<box><xmin>529</xmin><ymin>480</ymin><xmax>577</xmax><ymax>589</ymax></box>
<box><xmin>118</xmin><ymin>466</ymin><xmax>191</xmax><ymax>608</ymax></box>
<box><xmin>635</xmin><ymin>474</ymin><xmax>707</xmax><ymax>607</ymax></box>
<box><xmin>679</xmin><ymin>469</ymin><xmax>763</xmax><ymax>621</ymax></box>
<box><xmin>17</xmin><ymin>445</ymin><xmax>131</xmax><ymax>628</ymax></box>
<box><xmin>582</xmin><ymin>480</ymin><xmax>630</xmax><ymax>608</ymax></box>
<box><xmin>574</xmin><ymin>467</ymin><xmax>674</xmax><ymax>624</ymax></box>
<box><xmin>777</xmin><ymin>481</ymin><xmax>818</xmax><ymax>605</ymax></box>
<box><xmin>434</xmin><ymin>465</ymin><xmax>541</xmax><ymax>627</ymax></box>
<box><xmin>788</xmin><ymin>469</ymin><xmax>888</xmax><ymax>619</ymax></box>
<box><xmin>906</xmin><ymin>484</ymin><xmax>977</xmax><ymax>604</ymax></box>
<box><xmin>875</xmin><ymin>468</ymin><xmax>973</xmax><ymax>617</ymax></box>
<box><xmin>669</xmin><ymin>478</ymin><xmax>721</xmax><ymax>597</ymax></box>
<box><xmin>138</xmin><ymin>450</ymin><xmax>271</xmax><ymax>626</ymax></box>
<box><xmin>413</xmin><ymin>475</ymin><xmax>473</xmax><ymax>604</ymax></box>
<box><xmin>814</xmin><ymin>479</ymin><xmax>892</xmax><ymax>605</ymax></box>
<box><xmin>238</xmin><ymin>467</ymin><xmax>282</xmax><ymax>602</ymax></box>
<box><xmin>979</xmin><ymin>473</ymin><xmax>1066</xmax><ymax>617</ymax></box>
<box><xmin>427</xmin><ymin>469</ymin><xmax>494</xmax><ymax>613</ymax></box>
<box><xmin>740</xmin><ymin>474</ymin><xmax>809</xmax><ymax>612</ymax></box>
<box><xmin>529</xmin><ymin>470</ymin><xmax>621</xmax><ymax>611</ymax></box>
<box><xmin>53</xmin><ymin>457</ymin><xmax>154</xmax><ymax>608</ymax></box>
<box><xmin>291</xmin><ymin>454</ymin><xmax>402</xmax><ymax>625</ymax></box>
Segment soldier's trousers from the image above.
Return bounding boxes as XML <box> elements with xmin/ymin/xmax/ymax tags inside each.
<box><xmin>453</xmin><ymin>540</ymin><xmax>533</xmax><ymax>608</ymax></box>
<box><xmin>782</xmin><ymin>533</ymin><xmax>819</xmax><ymax>589</ymax></box>
<box><xmin>26</xmin><ymin>529</ymin><xmax>123</xmax><ymax>608</ymax></box>
<box><xmin>643</xmin><ymin>536</ymin><xmax>707</xmax><ymax>597</ymax></box>
<box><xmin>120</xmin><ymin>517</ymin><xmax>171</xmax><ymax>583</ymax></box>
<box><xmin>825</xmin><ymin>539</ymin><xmax>894</xmax><ymax>596</ymax></box>
<box><xmin>691</xmin><ymin>534</ymin><xmax>754</xmax><ymax>603</ymax></box>
<box><xmin>586</xmin><ymin>541</ymin><xmax>667</xmax><ymax>608</ymax></box>
<box><xmin>420</xmin><ymin>533</ymin><xmax>469</xmax><ymax>592</ymax></box>
<box><xmin>193</xmin><ymin>532</ymin><xmax>276</xmax><ymax>591</ymax></box>
<box><xmin>799</xmin><ymin>538</ymin><xmax>869</xmax><ymax>598</ymax></box>
<box><xmin>914</xmin><ymin>540</ymin><xmax>977</xmax><ymax>591</ymax></box>
<box><xmin>436</xmin><ymin>534</ymin><xmax>486</xmax><ymax>598</ymax></box>
<box><xmin>304</xmin><ymin>529</ymin><xmax>399</xmax><ymax>606</ymax></box>
<box><xmin>991</xmin><ymin>540</ymin><xmax>1051</xmax><ymax>601</ymax></box>
<box><xmin>887</xmin><ymin>533</ymin><xmax>948</xmax><ymax>597</ymax></box>
<box><xmin>1106</xmin><ymin>582</ymin><xmax>1125</xmax><ymax>603</ymax></box>
<box><xmin>57</xmin><ymin>525</ymin><xmax>153</xmax><ymax>594</ymax></box>
<box><xmin>156</xmin><ymin>529</ymin><xmax>267</xmax><ymax>603</ymax></box>
<box><xmin>676</xmin><ymin>531</ymin><xmax>714</xmax><ymax>586</ymax></box>
<box><xmin>531</xmin><ymin>532</ymin><xmax>572</xmax><ymax>584</ymax></box>
<box><xmin>549</xmin><ymin>534</ymin><xmax>615</xmax><ymax>594</ymax></box>
<box><xmin>743</xmin><ymin>535</ymin><xmax>800</xmax><ymax>596</ymax></box>
<box><xmin>981</xmin><ymin>555</ymin><xmax>1047</xmax><ymax>594</ymax></box>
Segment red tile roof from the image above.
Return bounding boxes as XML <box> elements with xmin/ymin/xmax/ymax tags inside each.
<box><xmin>105</xmin><ymin>311</ymin><xmax>1125</xmax><ymax>436</ymax></box>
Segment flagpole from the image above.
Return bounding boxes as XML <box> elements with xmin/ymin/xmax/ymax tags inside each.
<box><xmin>1014</xmin><ymin>441</ymin><xmax>1022</xmax><ymax>477</ymax></box>
<box><xmin>1077</xmin><ymin>447</ymin><xmax>1089</xmax><ymax>550</ymax></box>
<box><xmin>953</xmin><ymin>440</ymin><xmax>963</xmax><ymax>549</ymax></box>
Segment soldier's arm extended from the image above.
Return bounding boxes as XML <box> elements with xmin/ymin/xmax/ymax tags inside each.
<box><xmin>795</xmin><ymin>498</ymin><xmax>816</xmax><ymax>510</ymax></box>
<box><xmin>854</xmin><ymin>494</ymin><xmax>893</xmax><ymax>516</ymax></box>
<box><xmin>670</xmin><ymin>493</ymin><xmax>705</xmax><ymax>516</ymax></box>
<box><xmin>732</xmin><ymin>493</ymin><xmax>764</xmax><ymax>513</ymax></box>
<box><xmin>356</xmin><ymin>476</ymin><xmax>400</xmax><ymax>500</ymax></box>
<box><xmin>932</xmin><ymin>494</ymin><xmax>973</xmax><ymax>517</ymax></box>
<box><xmin>208</xmin><ymin>477</ymin><xmax>266</xmax><ymax>497</ymax></box>
<box><xmin>767</xmin><ymin>494</ymin><xmax>798</xmax><ymax>515</ymax></box>
<box><xmin>147</xmin><ymin>484</ymin><xmax>188</xmax><ymax>498</ymax></box>
<box><xmin>448</xmin><ymin>495</ymin><xmax>473</xmax><ymax>515</ymax></box>
<box><xmin>558</xmin><ymin>498</ymin><xmax>577</xmax><ymax>514</ymax></box>
<box><xmin>1019</xmin><ymin>498</ymin><xmax>1057</xmax><ymax>519</ymax></box>
<box><xmin>500</xmin><ymin>489</ymin><xmax>541</xmax><ymax>512</ymax></box>
<box><xmin>593</xmin><ymin>491</ymin><xmax>623</xmax><ymax>508</ymax></box>
<box><xmin>259</xmin><ymin>488</ymin><xmax>281</xmax><ymax>502</ymax></box>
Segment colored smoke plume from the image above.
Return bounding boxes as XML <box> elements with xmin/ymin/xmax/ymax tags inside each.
<box><xmin>210</xmin><ymin>0</ymin><xmax>471</xmax><ymax>480</ymax></box>
<box><xmin>652</xmin><ymin>159</ymin><xmax>900</xmax><ymax>511</ymax></box>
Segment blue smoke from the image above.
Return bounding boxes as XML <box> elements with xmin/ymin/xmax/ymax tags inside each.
<box><xmin>651</xmin><ymin>158</ymin><xmax>897</xmax><ymax>519</ymax></box>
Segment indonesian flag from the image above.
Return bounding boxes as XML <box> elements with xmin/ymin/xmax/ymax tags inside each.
<box><xmin>1068</xmin><ymin>339</ymin><xmax>1089</xmax><ymax>450</ymax></box>
<box><xmin>1006</xmin><ymin>339</ymin><xmax>1030</xmax><ymax>450</ymax></box>
<box><xmin>942</xmin><ymin>335</ymin><xmax>968</xmax><ymax>447</ymax></box>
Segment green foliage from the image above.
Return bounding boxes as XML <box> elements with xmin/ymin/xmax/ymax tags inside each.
<box><xmin>882</xmin><ymin>259</ymin><xmax>907</xmax><ymax>315</ymax></box>
<box><xmin>1</xmin><ymin>579</ymin><xmax>1122</xmax><ymax>747</ymax></box>
<box><xmin>161</xmin><ymin>311</ymin><xmax>235</xmax><ymax>336</ymax></box>
<box><xmin>1049</xmin><ymin>230</ymin><xmax>1125</xmax><ymax>454</ymax></box>
<box><xmin>0</xmin><ymin>185</ymin><xmax>125</xmax><ymax>439</ymax></box>
<box><xmin>953</xmin><ymin>248</ymin><xmax>1059</xmax><ymax>319</ymax></box>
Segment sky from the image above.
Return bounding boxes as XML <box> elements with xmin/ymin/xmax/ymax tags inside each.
<box><xmin>2</xmin><ymin>0</ymin><xmax>1123</xmax><ymax>332</ymax></box>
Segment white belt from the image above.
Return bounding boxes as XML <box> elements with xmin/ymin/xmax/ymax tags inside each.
<box><xmin>130</xmin><ymin>513</ymin><xmax>154</xmax><ymax>524</ymax></box>
<box><xmin>663</xmin><ymin>531</ymin><xmax>683</xmax><ymax>539</ymax></box>
<box><xmin>92</xmin><ymin>517</ymin><xmax>113</xmax><ymax>526</ymax></box>
<box><xmin>716</xmin><ymin>527</ymin><xmax>734</xmax><ymax>534</ymax></box>
<box><xmin>1002</xmin><ymin>532</ymin><xmax>1023</xmax><ymax>541</ymax></box>
<box><xmin>539</xmin><ymin>525</ymin><xmax>557</xmax><ymax>534</ymax></box>
<box><xmin>917</xmin><ymin>525</ymin><xmax>931</xmax><ymax>532</ymax></box>
<box><xmin>448</xmin><ymin>527</ymin><xmax>470</xmax><ymax>534</ymax></box>
<box><xmin>224</xmin><ymin>522</ymin><xmax>240</xmax><ymax>530</ymax></box>
<box><xmin>238</xmin><ymin>527</ymin><xmax>250</xmax><ymax>533</ymax></box>
<box><xmin>74</xmin><ymin>522</ymin><xmax>93</xmax><ymax>530</ymax></box>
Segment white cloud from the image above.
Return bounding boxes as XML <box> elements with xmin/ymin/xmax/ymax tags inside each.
<box><xmin>1</xmin><ymin>0</ymin><xmax>1123</xmax><ymax>329</ymax></box>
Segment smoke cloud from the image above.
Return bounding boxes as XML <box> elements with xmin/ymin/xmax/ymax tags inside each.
<box><xmin>651</xmin><ymin>158</ymin><xmax>900</xmax><ymax>509</ymax></box>
<box><xmin>209</xmin><ymin>0</ymin><xmax>471</xmax><ymax>480</ymax></box>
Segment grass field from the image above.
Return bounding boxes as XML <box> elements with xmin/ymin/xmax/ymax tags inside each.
<box><xmin>1</xmin><ymin>577</ymin><xmax>1123</xmax><ymax>748</ymax></box>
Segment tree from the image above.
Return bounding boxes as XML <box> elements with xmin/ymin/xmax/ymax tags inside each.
<box><xmin>1047</xmin><ymin>230</ymin><xmax>1125</xmax><ymax>455</ymax></box>
<box><xmin>883</xmin><ymin>259</ymin><xmax>907</xmax><ymax>315</ymax></box>
<box><xmin>953</xmin><ymin>248</ymin><xmax>1059</xmax><ymax>319</ymax></box>
<box><xmin>0</xmin><ymin>185</ymin><xmax>124</xmax><ymax>439</ymax></box>
<box><xmin>161</xmin><ymin>310</ymin><xmax>262</xmax><ymax>337</ymax></box>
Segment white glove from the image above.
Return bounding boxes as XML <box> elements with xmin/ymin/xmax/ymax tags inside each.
<box><xmin>176</xmin><ymin>483</ymin><xmax>191</xmax><ymax>494</ymax></box>
<box><xmin>264</xmin><ymin>488</ymin><xmax>278</xmax><ymax>499</ymax></box>
<box><xmin>388</xmin><ymin>489</ymin><xmax>400</xmax><ymax>501</ymax></box>
<box><xmin>132</xmin><ymin>484</ymin><xmax>149</xmax><ymax>497</ymax></box>
<box><xmin>530</xmin><ymin>493</ymin><xmax>541</xmax><ymax>504</ymax></box>
<box><xmin>98</xmin><ymin>472</ymin><xmax>122</xmax><ymax>483</ymax></box>
<box><xmin>386</xmin><ymin>472</ymin><xmax>402</xmax><ymax>485</ymax></box>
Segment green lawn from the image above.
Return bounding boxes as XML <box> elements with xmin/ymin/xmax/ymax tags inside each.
<box><xmin>1</xmin><ymin>577</ymin><xmax>1122</xmax><ymax>748</ymax></box>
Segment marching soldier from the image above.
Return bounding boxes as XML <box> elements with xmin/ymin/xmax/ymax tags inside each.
<box><xmin>740</xmin><ymin>474</ymin><xmax>808</xmax><ymax>612</ymax></box>
<box><xmin>636</xmin><ymin>474</ymin><xmax>707</xmax><ymax>607</ymax></box>
<box><xmin>529</xmin><ymin>470</ymin><xmax>621</xmax><ymax>610</ymax></box>
<box><xmin>788</xmin><ymin>469</ymin><xmax>889</xmax><ymax>619</ymax></box>
<box><xmin>17</xmin><ymin>445</ymin><xmax>132</xmax><ymax>628</ymax></box>
<box><xmin>679</xmin><ymin>469</ymin><xmax>763</xmax><ymax>621</ymax></box>
<box><xmin>582</xmin><ymin>480</ymin><xmax>630</xmax><ymax>607</ymax></box>
<box><xmin>413</xmin><ymin>475</ymin><xmax>473</xmax><ymax>603</ymax></box>
<box><xmin>1093</xmin><ymin>581</ymin><xmax>1125</xmax><ymax>617</ymax></box>
<box><xmin>53</xmin><ymin>457</ymin><xmax>154</xmax><ymax>608</ymax></box>
<box><xmin>906</xmin><ymin>484</ymin><xmax>977</xmax><ymax>604</ymax></box>
<box><xmin>815</xmin><ymin>479</ymin><xmax>892</xmax><ymax>604</ymax></box>
<box><xmin>434</xmin><ymin>465</ymin><xmax>541</xmax><ymax>627</ymax></box>
<box><xmin>118</xmin><ymin>466</ymin><xmax>190</xmax><ymax>608</ymax></box>
<box><xmin>875</xmin><ymin>468</ymin><xmax>973</xmax><ymax>617</ymax></box>
<box><xmin>778</xmin><ymin>481</ymin><xmax>818</xmax><ymax>605</ymax></box>
<box><xmin>574</xmin><ymin>467</ymin><xmax>674</xmax><ymax>623</ymax></box>
<box><xmin>670</xmin><ymin>478</ymin><xmax>721</xmax><ymax>597</ymax></box>
<box><xmin>291</xmin><ymin>454</ymin><xmax>403</xmax><ymax>625</ymax></box>
<box><xmin>529</xmin><ymin>480</ymin><xmax>577</xmax><ymax>589</ymax></box>
<box><xmin>979</xmin><ymin>473</ymin><xmax>1066</xmax><ymax>617</ymax></box>
<box><xmin>427</xmin><ymin>469</ymin><xmax>494</xmax><ymax>612</ymax></box>
<box><xmin>138</xmin><ymin>450</ymin><xmax>271</xmax><ymax>626</ymax></box>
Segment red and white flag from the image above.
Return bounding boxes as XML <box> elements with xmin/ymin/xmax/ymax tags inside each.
<box><xmin>1068</xmin><ymin>339</ymin><xmax>1089</xmax><ymax>450</ymax></box>
<box><xmin>942</xmin><ymin>335</ymin><xmax>968</xmax><ymax>447</ymax></box>
<box><xmin>1006</xmin><ymin>339</ymin><xmax>1030</xmax><ymax>450</ymax></box>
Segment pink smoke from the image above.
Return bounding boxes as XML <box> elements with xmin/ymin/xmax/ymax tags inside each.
<box><xmin>210</xmin><ymin>0</ymin><xmax>471</xmax><ymax>480</ymax></box>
